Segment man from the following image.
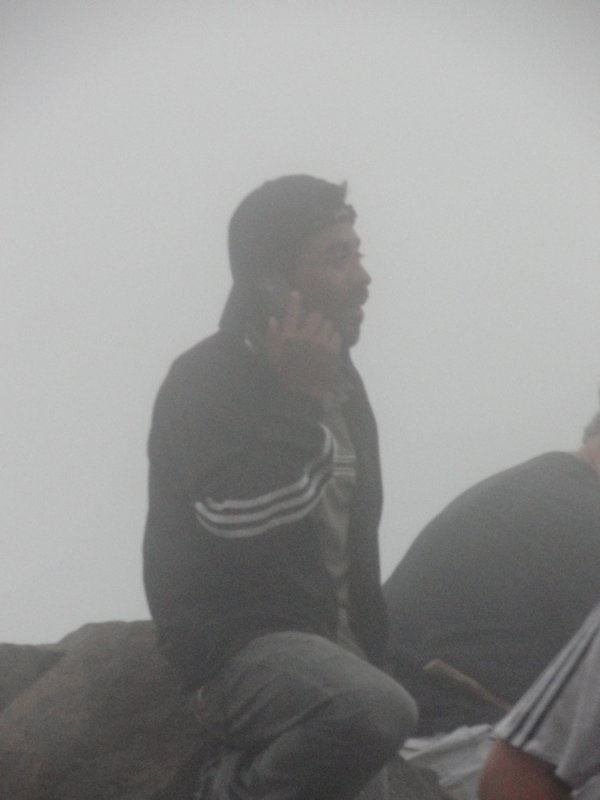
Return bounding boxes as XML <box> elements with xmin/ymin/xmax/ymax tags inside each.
<box><xmin>384</xmin><ymin>412</ymin><xmax>600</xmax><ymax>736</ymax></box>
<box><xmin>143</xmin><ymin>176</ymin><xmax>418</xmax><ymax>800</ymax></box>
<box><xmin>479</xmin><ymin>600</ymin><xmax>600</xmax><ymax>800</ymax></box>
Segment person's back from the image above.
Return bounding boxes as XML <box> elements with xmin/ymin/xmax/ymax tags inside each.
<box><xmin>384</xmin><ymin>449</ymin><xmax>600</xmax><ymax>735</ymax></box>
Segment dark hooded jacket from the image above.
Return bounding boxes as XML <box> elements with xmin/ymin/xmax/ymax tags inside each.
<box><xmin>143</xmin><ymin>322</ymin><xmax>387</xmax><ymax>689</ymax></box>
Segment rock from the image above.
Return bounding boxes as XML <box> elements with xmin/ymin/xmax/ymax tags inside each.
<box><xmin>0</xmin><ymin>643</ymin><xmax>64</xmax><ymax>711</ymax></box>
<box><xmin>0</xmin><ymin>621</ymin><xmax>206</xmax><ymax>800</ymax></box>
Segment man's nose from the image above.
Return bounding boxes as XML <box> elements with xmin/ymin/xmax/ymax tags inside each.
<box><xmin>354</xmin><ymin>260</ymin><xmax>371</xmax><ymax>287</ymax></box>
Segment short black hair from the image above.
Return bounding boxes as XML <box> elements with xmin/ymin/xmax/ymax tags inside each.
<box><xmin>227</xmin><ymin>175</ymin><xmax>355</xmax><ymax>281</ymax></box>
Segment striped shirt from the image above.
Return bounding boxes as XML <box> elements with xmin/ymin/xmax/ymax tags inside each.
<box><xmin>496</xmin><ymin>601</ymin><xmax>600</xmax><ymax>792</ymax></box>
<box><xmin>314</xmin><ymin>386</ymin><xmax>362</xmax><ymax>657</ymax></box>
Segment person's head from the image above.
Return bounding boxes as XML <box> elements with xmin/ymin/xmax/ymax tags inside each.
<box><xmin>578</xmin><ymin>400</ymin><xmax>600</xmax><ymax>474</ymax></box>
<box><xmin>222</xmin><ymin>175</ymin><xmax>370</xmax><ymax>348</ymax></box>
<box><xmin>582</xmin><ymin>410</ymin><xmax>600</xmax><ymax>444</ymax></box>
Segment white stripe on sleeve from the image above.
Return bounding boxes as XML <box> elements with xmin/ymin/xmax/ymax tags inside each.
<box><xmin>194</xmin><ymin>425</ymin><xmax>334</xmax><ymax>538</ymax></box>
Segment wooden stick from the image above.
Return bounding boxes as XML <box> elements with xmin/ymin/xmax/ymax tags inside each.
<box><xmin>423</xmin><ymin>658</ymin><xmax>512</xmax><ymax>713</ymax></box>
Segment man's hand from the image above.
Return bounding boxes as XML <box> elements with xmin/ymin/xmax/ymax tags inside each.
<box><xmin>265</xmin><ymin>291</ymin><xmax>342</xmax><ymax>401</ymax></box>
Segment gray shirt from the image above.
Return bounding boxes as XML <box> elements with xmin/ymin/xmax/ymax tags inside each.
<box><xmin>496</xmin><ymin>601</ymin><xmax>600</xmax><ymax>793</ymax></box>
<box><xmin>313</xmin><ymin>387</ymin><xmax>364</xmax><ymax>657</ymax></box>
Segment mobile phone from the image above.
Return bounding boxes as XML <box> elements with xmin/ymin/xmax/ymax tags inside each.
<box><xmin>262</xmin><ymin>276</ymin><xmax>293</xmax><ymax>321</ymax></box>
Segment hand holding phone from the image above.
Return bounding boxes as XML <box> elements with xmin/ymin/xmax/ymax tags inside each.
<box><xmin>263</xmin><ymin>276</ymin><xmax>294</xmax><ymax>322</ymax></box>
<box><xmin>265</xmin><ymin>290</ymin><xmax>342</xmax><ymax>401</ymax></box>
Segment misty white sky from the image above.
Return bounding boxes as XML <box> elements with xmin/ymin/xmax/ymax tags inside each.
<box><xmin>2</xmin><ymin>1</ymin><xmax>600</xmax><ymax>644</ymax></box>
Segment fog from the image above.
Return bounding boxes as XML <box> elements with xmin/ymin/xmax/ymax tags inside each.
<box><xmin>3</xmin><ymin>1</ymin><xmax>599</xmax><ymax>644</ymax></box>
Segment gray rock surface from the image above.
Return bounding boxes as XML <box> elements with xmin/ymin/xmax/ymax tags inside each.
<box><xmin>0</xmin><ymin>643</ymin><xmax>63</xmax><ymax>711</ymax></box>
<box><xmin>0</xmin><ymin>621</ymin><xmax>205</xmax><ymax>800</ymax></box>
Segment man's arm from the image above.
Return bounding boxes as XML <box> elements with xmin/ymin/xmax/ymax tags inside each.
<box><xmin>479</xmin><ymin>740</ymin><xmax>571</xmax><ymax>800</ymax></box>
<box><xmin>192</xmin><ymin>293</ymin><xmax>343</xmax><ymax>537</ymax></box>
<box><xmin>148</xmin><ymin>292</ymin><xmax>344</xmax><ymax>542</ymax></box>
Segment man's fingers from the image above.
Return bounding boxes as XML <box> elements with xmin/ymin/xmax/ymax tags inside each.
<box><xmin>280</xmin><ymin>297</ymin><xmax>339</xmax><ymax>355</ymax></box>
<box><xmin>304</xmin><ymin>315</ymin><xmax>340</xmax><ymax>354</ymax></box>
<box><xmin>268</xmin><ymin>296</ymin><xmax>341</xmax><ymax>399</ymax></box>
<box><xmin>281</xmin><ymin>291</ymin><xmax>302</xmax><ymax>336</ymax></box>
<box><xmin>329</xmin><ymin>331</ymin><xmax>342</xmax><ymax>355</ymax></box>
<box><xmin>301</xmin><ymin>310</ymin><xmax>324</xmax><ymax>339</ymax></box>
<box><xmin>312</xmin><ymin>318</ymin><xmax>334</xmax><ymax>346</ymax></box>
<box><xmin>265</xmin><ymin>316</ymin><xmax>282</xmax><ymax>364</ymax></box>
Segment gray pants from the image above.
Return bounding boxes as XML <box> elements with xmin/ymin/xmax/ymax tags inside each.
<box><xmin>194</xmin><ymin>631</ymin><xmax>418</xmax><ymax>800</ymax></box>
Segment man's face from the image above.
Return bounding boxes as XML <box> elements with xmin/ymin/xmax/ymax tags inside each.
<box><xmin>292</xmin><ymin>222</ymin><xmax>371</xmax><ymax>348</ymax></box>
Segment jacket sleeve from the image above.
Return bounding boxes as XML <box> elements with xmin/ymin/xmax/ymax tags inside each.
<box><xmin>147</xmin><ymin>351</ymin><xmax>334</xmax><ymax>541</ymax></box>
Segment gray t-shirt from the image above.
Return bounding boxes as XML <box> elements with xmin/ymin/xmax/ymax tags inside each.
<box><xmin>313</xmin><ymin>387</ymin><xmax>364</xmax><ymax>657</ymax></box>
<box><xmin>496</xmin><ymin>601</ymin><xmax>600</xmax><ymax>792</ymax></box>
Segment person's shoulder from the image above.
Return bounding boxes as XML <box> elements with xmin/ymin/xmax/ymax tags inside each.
<box><xmin>152</xmin><ymin>331</ymin><xmax>258</xmax><ymax>411</ymax></box>
<box><xmin>502</xmin><ymin>451</ymin><xmax>600</xmax><ymax>498</ymax></box>
<box><xmin>403</xmin><ymin>453</ymin><xmax>574</xmax><ymax>540</ymax></box>
<box><xmin>170</xmin><ymin>330</ymin><xmax>239</xmax><ymax>369</ymax></box>
<box><xmin>453</xmin><ymin>451</ymin><xmax>582</xmax><ymax>499</ymax></box>
<box><xmin>513</xmin><ymin>451</ymin><xmax>582</xmax><ymax>475</ymax></box>
<box><xmin>167</xmin><ymin>330</ymin><xmax>253</xmax><ymax>383</ymax></box>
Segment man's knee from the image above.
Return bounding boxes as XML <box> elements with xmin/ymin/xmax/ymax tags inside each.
<box><xmin>349</xmin><ymin>677</ymin><xmax>418</xmax><ymax>758</ymax></box>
